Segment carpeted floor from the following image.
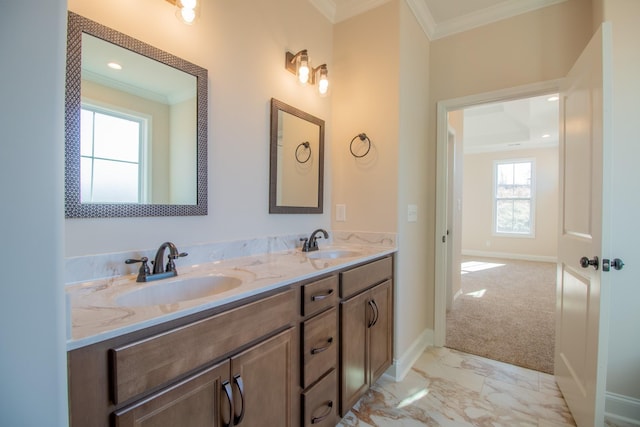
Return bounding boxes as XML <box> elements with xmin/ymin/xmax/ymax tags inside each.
<box><xmin>445</xmin><ymin>257</ymin><xmax>556</xmax><ymax>374</ymax></box>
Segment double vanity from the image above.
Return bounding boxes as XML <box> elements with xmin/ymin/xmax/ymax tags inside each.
<box><xmin>66</xmin><ymin>240</ymin><xmax>395</xmax><ymax>426</ymax></box>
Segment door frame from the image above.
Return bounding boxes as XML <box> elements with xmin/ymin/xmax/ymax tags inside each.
<box><xmin>434</xmin><ymin>79</ymin><xmax>563</xmax><ymax>346</ymax></box>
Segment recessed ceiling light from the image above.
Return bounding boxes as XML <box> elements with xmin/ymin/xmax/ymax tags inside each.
<box><xmin>107</xmin><ymin>62</ymin><xmax>122</xmax><ymax>70</ymax></box>
<box><xmin>542</xmin><ymin>134</ymin><xmax>551</xmax><ymax>138</ymax></box>
<box><xmin>547</xmin><ymin>95</ymin><xmax>559</xmax><ymax>102</ymax></box>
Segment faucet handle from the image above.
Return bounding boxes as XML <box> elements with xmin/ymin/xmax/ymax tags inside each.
<box><xmin>166</xmin><ymin>252</ymin><xmax>188</xmax><ymax>273</ymax></box>
<box><xmin>125</xmin><ymin>257</ymin><xmax>151</xmax><ymax>282</ymax></box>
<box><xmin>168</xmin><ymin>252</ymin><xmax>188</xmax><ymax>260</ymax></box>
<box><xmin>300</xmin><ymin>238</ymin><xmax>310</xmax><ymax>252</ymax></box>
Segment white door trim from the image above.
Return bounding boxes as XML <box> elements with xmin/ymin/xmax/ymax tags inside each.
<box><xmin>434</xmin><ymin>79</ymin><xmax>563</xmax><ymax>347</ymax></box>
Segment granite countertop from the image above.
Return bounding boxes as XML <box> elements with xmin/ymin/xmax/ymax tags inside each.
<box><xmin>66</xmin><ymin>244</ymin><xmax>396</xmax><ymax>351</ymax></box>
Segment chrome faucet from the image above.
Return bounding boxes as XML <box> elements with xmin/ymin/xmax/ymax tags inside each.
<box><xmin>125</xmin><ymin>241</ymin><xmax>188</xmax><ymax>282</ymax></box>
<box><xmin>300</xmin><ymin>229</ymin><xmax>329</xmax><ymax>252</ymax></box>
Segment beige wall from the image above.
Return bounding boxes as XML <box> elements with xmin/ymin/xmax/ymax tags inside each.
<box><xmin>66</xmin><ymin>0</ymin><xmax>333</xmax><ymax>256</ymax></box>
<box><xmin>332</xmin><ymin>1</ymin><xmax>400</xmax><ymax>233</ymax></box>
<box><xmin>396</xmin><ymin>0</ymin><xmax>432</xmax><ymax>365</ymax></box>
<box><xmin>462</xmin><ymin>147</ymin><xmax>559</xmax><ymax>259</ymax></box>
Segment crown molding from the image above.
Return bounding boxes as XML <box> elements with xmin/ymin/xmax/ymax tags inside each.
<box><xmin>310</xmin><ymin>0</ymin><xmax>568</xmax><ymax>41</ymax></box>
<box><xmin>431</xmin><ymin>0</ymin><xmax>568</xmax><ymax>40</ymax></box>
<box><xmin>405</xmin><ymin>0</ymin><xmax>436</xmax><ymax>40</ymax></box>
<box><xmin>309</xmin><ymin>0</ymin><xmax>337</xmax><ymax>22</ymax></box>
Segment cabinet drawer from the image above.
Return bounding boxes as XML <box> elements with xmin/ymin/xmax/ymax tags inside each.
<box><xmin>340</xmin><ymin>256</ymin><xmax>392</xmax><ymax>299</ymax></box>
<box><xmin>302</xmin><ymin>369</ymin><xmax>338</xmax><ymax>427</ymax></box>
<box><xmin>110</xmin><ymin>289</ymin><xmax>295</xmax><ymax>404</ymax></box>
<box><xmin>301</xmin><ymin>307</ymin><xmax>337</xmax><ymax>388</ymax></box>
<box><xmin>302</xmin><ymin>275</ymin><xmax>338</xmax><ymax>317</ymax></box>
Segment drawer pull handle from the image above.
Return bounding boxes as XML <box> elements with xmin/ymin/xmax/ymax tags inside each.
<box><xmin>311</xmin><ymin>289</ymin><xmax>334</xmax><ymax>302</ymax></box>
<box><xmin>233</xmin><ymin>374</ymin><xmax>245</xmax><ymax>425</ymax></box>
<box><xmin>311</xmin><ymin>337</ymin><xmax>334</xmax><ymax>355</ymax></box>
<box><xmin>371</xmin><ymin>299</ymin><xmax>380</xmax><ymax>327</ymax></box>
<box><xmin>311</xmin><ymin>400</ymin><xmax>333</xmax><ymax>424</ymax></box>
<box><xmin>367</xmin><ymin>300</ymin><xmax>378</xmax><ymax>328</ymax></box>
<box><xmin>222</xmin><ymin>380</ymin><xmax>233</xmax><ymax>427</ymax></box>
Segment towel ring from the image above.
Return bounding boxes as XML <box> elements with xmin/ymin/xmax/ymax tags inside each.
<box><xmin>350</xmin><ymin>133</ymin><xmax>371</xmax><ymax>158</ymax></box>
<box><xmin>295</xmin><ymin>141</ymin><xmax>311</xmax><ymax>163</ymax></box>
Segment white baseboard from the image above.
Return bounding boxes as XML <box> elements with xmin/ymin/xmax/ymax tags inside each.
<box><xmin>385</xmin><ymin>329</ymin><xmax>433</xmax><ymax>382</ymax></box>
<box><xmin>606</xmin><ymin>392</ymin><xmax>640</xmax><ymax>425</ymax></box>
<box><xmin>461</xmin><ymin>249</ymin><xmax>557</xmax><ymax>263</ymax></box>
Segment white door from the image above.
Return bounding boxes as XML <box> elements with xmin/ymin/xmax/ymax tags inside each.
<box><xmin>555</xmin><ymin>23</ymin><xmax>612</xmax><ymax>427</ymax></box>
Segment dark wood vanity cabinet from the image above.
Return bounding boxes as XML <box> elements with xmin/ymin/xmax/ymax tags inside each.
<box><xmin>68</xmin><ymin>290</ymin><xmax>296</xmax><ymax>427</ymax></box>
<box><xmin>68</xmin><ymin>254</ymin><xmax>394</xmax><ymax>427</ymax></box>
<box><xmin>298</xmin><ymin>275</ymin><xmax>339</xmax><ymax>427</ymax></box>
<box><xmin>339</xmin><ymin>258</ymin><xmax>393</xmax><ymax>416</ymax></box>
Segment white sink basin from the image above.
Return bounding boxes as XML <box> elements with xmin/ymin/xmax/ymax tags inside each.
<box><xmin>115</xmin><ymin>275</ymin><xmax>242</xmax><ymax>307</ymax></box>
<box><xmin>305</xmin><ymin>249</ymin><xmax>363</xmax><ymax>260</ymax></box>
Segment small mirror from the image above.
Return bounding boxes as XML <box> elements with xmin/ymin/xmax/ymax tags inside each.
<box><xmin>269</xmin><ymin>99</ymin><xmax>324</xmax><ymax>214</ymax></box>
<box><xmin>65</xmin><ymin>12</ymin><xmax>208</xmax><ymax>218</ymax></box>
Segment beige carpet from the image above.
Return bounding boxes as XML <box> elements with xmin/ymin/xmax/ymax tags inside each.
<box><xmin>445</xmin><ymin>257</ymin><xmax>556</xmax><ymax>374</ymax></box>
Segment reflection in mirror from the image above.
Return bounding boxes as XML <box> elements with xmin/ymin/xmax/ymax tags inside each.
<box><xmin>65</xmin><ymin>12</ymin><xmax>208</xmax><ymax>218</ymax></box>
<box><xmin>269</xmin><ymin>99</ymin><xmax>324</xmax><ymax>214</ymax></box>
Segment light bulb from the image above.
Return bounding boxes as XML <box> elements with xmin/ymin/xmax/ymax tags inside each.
<box><xmin>318</xmin><ymin>67</ymin><xmax>329</xmax><ymax>95</ymax></box>
<box><xmin>297</xmin><ymin>52</ymin><xmax>310</xmax><ymax>84</ymax></box>
<box><xmin>180</xmin><ymin>7</ymin><xmax>196</xmax><ymax>23</ymax></box>
<box><xmin>181</xmin><ymin>0</ymin><xmax>196</xmax><ymax>9</ymax></box>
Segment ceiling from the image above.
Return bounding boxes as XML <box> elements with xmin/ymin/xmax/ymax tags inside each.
<box><xmin>462</xmin><ymin>94</ymin><xmax>559</xmax><ymax>154</ymax></box>
<box><xmin>310</xmin><ymin>0</ymin><xmax>567</xmax><ymax>39</ymax></box>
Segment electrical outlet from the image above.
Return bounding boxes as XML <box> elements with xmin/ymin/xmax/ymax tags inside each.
<box><xmin>336</xmin><ymin>204</ymin><xmax>346</xmax><ymax>222</ymax></box>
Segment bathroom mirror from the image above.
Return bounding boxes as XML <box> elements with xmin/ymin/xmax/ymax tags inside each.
<box><xmin>269</xmin><ymin>99</ymin><xmax>324</xmax><ymax>214</ymax></box>
<box><xmin>65</xmin><ymin>12</ymin><xmax>208</xmax><ymax>218</ymax></box>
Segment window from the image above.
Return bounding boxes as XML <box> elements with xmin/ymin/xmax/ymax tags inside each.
<box><xmin>494</xmin><ymin>160</ymin><xmax>535</xmax><ymax>236</ymax></box>
<box><xmin>80</xmin><ymin>105</ymin><xmax>147</xmax><ymax>203</ymax></box>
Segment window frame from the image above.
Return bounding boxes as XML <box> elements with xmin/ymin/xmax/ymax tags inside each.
<box><xmin>80</xmin><ymin>102</ymin><xmax>150</xmax><ymax>204</ymax></box>
<box><xmin>492</xmin><ymin>158</ymin><xmax>536</xmax><ymax>238</ymax></box>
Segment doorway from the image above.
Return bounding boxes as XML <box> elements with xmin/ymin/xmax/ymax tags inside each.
<box><xmin>434</xmin><ymin>82</ymin><xmax>561</xmax><ymax>373</ymax></box>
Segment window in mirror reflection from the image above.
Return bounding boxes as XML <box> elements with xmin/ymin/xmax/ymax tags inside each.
<box><xmin>80</xmin><ymin>105</ymin><xmax>148</xmax><ymax>203</ymax></box>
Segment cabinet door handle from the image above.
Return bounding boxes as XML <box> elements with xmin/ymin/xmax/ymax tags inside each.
<box><xmin>221</xmin><ymin>380</ymin><xmax>233</xmax><ymax>427</ymax></box>
<box><xmin>311</xmin><ymin>337</ymin><xmax>334</xmax><ymax>355</ymax></box>
<box><xmin>311</xmin><ymin>400</ymin><xmax>333</xmax><ymax>424</ymax></box>
<box><xmin>233</xmin><ymin>374</ymin><xmax>245</xmax><ymax>425</ymax></box>
<box><xmin>371</xmin><ymin>299</ymin><xmax>379</xmax><ymax>327</ymax></box>
<box><xmin>367</xmin><ymin>300</ymin><xmax>376</xmax><ymax>328</ymax></box>
<box><xmin>311</xmin><ymin>289</ymin><xmax>334</xmax><ymax>301</ymax></box>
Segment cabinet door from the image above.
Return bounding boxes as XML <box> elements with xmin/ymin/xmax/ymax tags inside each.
<box><xmin>369</xmin><ymin>280</ymin><xmax>393</xmax><ymax>384</ymax></box>
<box><xmin>113</xmin><ymin>360</ymin><xmax>231</xmax><ymax>427</ymax></box>
<box><xmin>230</xmin><ymin>328</ymin><xmax>293</xmax><ymax>427</ymax></box>
<box><xmin>339</xmin><ymin>290</ymin><xmax>369</xmax><ymax>416</ymax></box>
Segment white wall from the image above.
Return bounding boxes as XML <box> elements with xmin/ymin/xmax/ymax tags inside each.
<box><xmin>66</xmin><ymin>0</ymin><xmax>333</xmax><ymax>257</ymax></box>
<box><xmin>462</xmin><ymin>147</ymin><xmax>559</xmax><ymax>260</ymax></box>
<box><xmin>0</xmin><ymin>0</ymin><xmax>69</xmax><ymax>425</ymax></box>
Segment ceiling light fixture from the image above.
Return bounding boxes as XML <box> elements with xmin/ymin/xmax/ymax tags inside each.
<box><xmin>165</xmin><ymin>0</ymin><xmax>200</xmax><ymax>25</ymax></box>
<box><xmin>285</xmin><ymin>50</ymin><xmax>330</xmax><ymax>96</ymax></box>
<box><xmin>547</xmin><ymin>95</ymin><xmax>559</xmax><ymax>102</ymax></box>
<box><xmin>107</xmin><ymin>62</ymin><xmax>122</xmax><ymax>70</ymax></box>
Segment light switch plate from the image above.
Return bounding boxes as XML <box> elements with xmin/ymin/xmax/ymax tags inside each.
<box><xmin>336</xmin><ymin>204</ymin><xmax>346</xmax><ymax>222</ymax></box>
<box><xmin>408</xmin><ymin>204</ymin><xmax>418</xmax><ymax>222</ymax></box>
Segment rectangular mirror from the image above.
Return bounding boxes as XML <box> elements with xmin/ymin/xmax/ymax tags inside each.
<box><xmin>65</xmin><ymin>12</ymin><xmax>208</xmax><ymax>218</ymax></box>
<box><xmin>269</xmin><ymin>99</ymin><xmax>324</xmax><ymax>214</ymax></box>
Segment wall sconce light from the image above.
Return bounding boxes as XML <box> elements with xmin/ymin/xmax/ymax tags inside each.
<box><xmin>165</xmin><ymin>0</ymin><xmax>200</xmax><ymax>25</ymax></box>
<box><xmin>285</xmin><ymin>50</ymin><xmax>329</xmax><ymax>96</ymax></box>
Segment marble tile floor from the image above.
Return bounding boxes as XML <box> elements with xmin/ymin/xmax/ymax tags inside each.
<box><xmin>338</xmin><ymin>346</ymin><xmax>580</xmax><ymax>427</ymax></box>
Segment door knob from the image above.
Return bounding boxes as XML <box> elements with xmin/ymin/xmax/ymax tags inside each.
<box><xmin>603</xmin><ymin>258</ymin><xmax>624</xmax><ymax>272</ymax></box>
<box><xmin>580</xmin><ymin>256</ymin><xmax>599</xmax><ymax>270</ymax></box>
